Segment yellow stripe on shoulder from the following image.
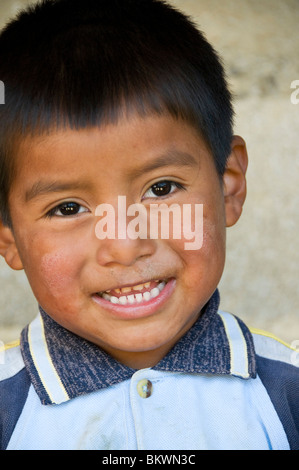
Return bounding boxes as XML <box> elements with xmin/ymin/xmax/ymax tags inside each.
<box><xmin>249</xmin><ymin>327</ymin><xmax>295</xmax><ymax>351</ymax></box>
<box><xmin>4</xmin><ymin>340</ymin><xmax>21</xmax><ymax>351</ymax></box>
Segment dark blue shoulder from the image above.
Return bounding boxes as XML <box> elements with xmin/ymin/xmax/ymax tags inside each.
<box><xmin>251</xmin><ymin>329</ymin><xmax>299</xmax><ymax>450</ymax></box>
<box><xmin>0</xmin><ymin>345</ymin><xmax>31</xmax><ymax>450</ymax></box>
<box><xmin>256</xmin><ymin>354</ymin><xmax>299</xmax><ymax>450</ymax></box>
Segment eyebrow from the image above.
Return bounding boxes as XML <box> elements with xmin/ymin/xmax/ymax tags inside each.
<box><xmin>25</xmin><ymin>181</ymin><xmax>91</xmax><ymax>202</ymax></box>
<box><xmin>127</xmin><ymin>150</ymin><xmax>199</xmax><ymax>179</ymax></box>
<box><xmin>25</xmin><ymin>151</ymin><xmax>198</xmax><ymax>201</ymax></box>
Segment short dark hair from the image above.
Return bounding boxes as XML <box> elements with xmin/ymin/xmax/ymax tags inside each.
<box><xmin>0</xmin><ymin>0</ymin><xmax>234</xmax><ymax>227</ymax></box>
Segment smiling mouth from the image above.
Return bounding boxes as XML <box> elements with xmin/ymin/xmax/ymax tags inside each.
<box><xmin>97</xmin><ymin>280</ymin><xmax>168</xmax><ymax>306</ymax></box>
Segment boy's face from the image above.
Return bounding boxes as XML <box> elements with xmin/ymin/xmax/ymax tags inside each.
<box><xmin>2</xmin><ymin>114</ymin><xmax>247</xmax><ymax>368</ymax></box>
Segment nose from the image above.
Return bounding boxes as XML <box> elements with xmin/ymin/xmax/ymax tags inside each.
<box><xmin>95</xmin><ymin>236</ymin><xmax>157</xmax><ymax>267</ymax></box>
<box><xmin>94</xmin><ymin>201</ymin><xmax>156</xmax><ymax>266</ymax></box>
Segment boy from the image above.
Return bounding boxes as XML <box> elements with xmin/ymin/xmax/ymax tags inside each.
<box><xmin>0</xmin><ymin>0</ymin><xmax>298</xmax><ymax>450</ymax></box>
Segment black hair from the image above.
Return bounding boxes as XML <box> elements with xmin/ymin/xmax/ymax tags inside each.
<box><xmin>0</xmin><ymin>0</ymin><xmax>234</xmax><ymax>227</ymax></box>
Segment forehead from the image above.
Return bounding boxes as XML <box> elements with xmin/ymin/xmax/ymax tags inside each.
<box><xmin>11</xmin><ymin>114</ymin><xmax>215</xmax><ymax>194</ymax></box>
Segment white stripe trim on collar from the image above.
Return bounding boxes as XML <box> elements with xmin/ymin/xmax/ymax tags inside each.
<box><xmin>218</xmin><ymin>311</ymin><xmax>250</xmax><ymax>379</ymax></box>
<box><xmin>28</xmin><ymin>314</ymin><xmax>69</xmax><ymax>404</ymax></box>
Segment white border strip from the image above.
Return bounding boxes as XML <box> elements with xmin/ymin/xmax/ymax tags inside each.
<box><xmin>218</xmin><ymin>311</ymin><xmax>249</xmax><ymax>378</ymax></box>
<box><xmin>28</xmin><ymin>315</ymin><xmax>69</xmax><ymax>404</ymax></box>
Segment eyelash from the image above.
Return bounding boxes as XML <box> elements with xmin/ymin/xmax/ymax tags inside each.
<box><xmin>143</xmin><ymin>180</ymin><xmax>185</xmax><ymax>199</ymax></box>
<box><xmin>45</xmin><ymin>181</ymin><xmax>185</xmax><ymax>218</ymax></box>
<box><xmin>45</xmin><ymin>202</ymin><xmax>88</xmax><ymax>218</ymax></box>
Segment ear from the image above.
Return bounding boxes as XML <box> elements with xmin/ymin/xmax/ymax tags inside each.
<box><xmin>223</xmin><ymin>135</ymin><xmax>248</xmax><ymax>227</ymax></box>
<box><xmin>0</xmin><ymin>221</ymin><xmax>24</xmax><ymax>270</ymax></box>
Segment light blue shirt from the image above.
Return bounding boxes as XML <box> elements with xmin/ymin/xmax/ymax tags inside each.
<box><xmin>1</xmin><ymin>290</ymin><xmax>298</xmax><ymax>450</ymax></box>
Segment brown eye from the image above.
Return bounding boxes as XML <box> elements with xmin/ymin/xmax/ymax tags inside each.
<box><xmin>142</xmin><ymin>181</ymin><xmax>185</xmax><ymax>200</ymax></box>
<box><xmin>46</xmin><ymin>202</ymin><xmax>88</xmax><ymax>218</ymax></box>
<box><xmin>58</xmin><ymin>202</ymin><xmax>81</xmax><ymax>216</ymax></box>
<box><xmin>151</xmin><ymin>181</ymin><xmax>173</xmax><ymax>197</ymax></box>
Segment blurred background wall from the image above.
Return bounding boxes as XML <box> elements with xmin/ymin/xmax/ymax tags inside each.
<box><xmin>0</xmin><ymin>0</ymin><xmax>298</xmax><ymax>343</ymax></box>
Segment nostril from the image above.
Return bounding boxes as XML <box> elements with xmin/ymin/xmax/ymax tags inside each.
<box><xmin>95</xmin><ymin>237</ymin><xmax>157</xmax><ymax>268</ymax></box>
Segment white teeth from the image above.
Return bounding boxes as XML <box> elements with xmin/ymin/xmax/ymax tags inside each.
<box><xmin>127</xmin><ymin>294</ymin><xmax>136</xmax><ymax>304</ymax></box>
<box><xmin>135</xmin><ymin>293</ymin><xmax>143</xmax><ymax>303</ymax></box>
<box><xmin>100</xmin><ymin>281</ymin><xmax>167</xmax><ymax>305</ymax></box>
<box><xmin>158</xmin><ymin>281</ymin><xmax>166</xmax><ymax>292</ymax></box>
<box><xmin>150</xmin><ymin>287</ymin><xmax>160</xmax><ymax>298</ymax></box>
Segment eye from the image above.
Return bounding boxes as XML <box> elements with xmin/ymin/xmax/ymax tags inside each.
<box><xmin>143</xmin><ymin>181</ymin><xmax>185</xmax><ymax>199</ymax></box>
<box><xmin>46</xmin><ymin>202</ymin><xmax>89</xmax><ymax>218</ymax></box>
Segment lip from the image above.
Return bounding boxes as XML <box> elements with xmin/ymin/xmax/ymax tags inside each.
<box><xmin>92</xmin><ymin>278</ymin><xmax>176</xmax><ymax>320</ymax></box>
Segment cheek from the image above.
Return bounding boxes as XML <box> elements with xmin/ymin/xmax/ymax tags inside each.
<box><xmin>168</xmin><ymin>204</ymin><xmax>226</xmax><ymax>289</ymax></box>
<box><xmin>40</xmin><ymin>250</ymin><xmax>76</xmax><ymax>292</ymax></box>
<box><xmin>202</xmin><ymin>214</ymin><xmax>226</xmax><ymax>260</ymax></box>
<box><xmin>30</xmin><ymin>249</ymin><xmax>80</xmax><ymax>302</ymax></box>
<box><xmin>170</xmin><ymin>205</ymin><xmax>226</xmax><ymax>262</ymax></box>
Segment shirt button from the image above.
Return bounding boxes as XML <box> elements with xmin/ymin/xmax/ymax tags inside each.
<box><xmin>137</xmin><ymin>379</ymin><xmax>153</xmax><ymax>398</ymax></box>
